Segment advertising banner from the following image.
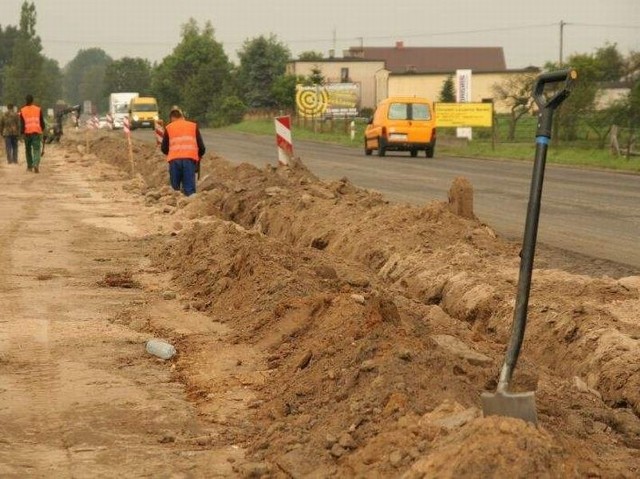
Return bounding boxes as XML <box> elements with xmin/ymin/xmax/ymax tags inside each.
<box><xmin>296</xmin><ymin>83</ymin><xmax>359</xmax><ymax>118</ymax></box>
<box><xmin>435</xmin><ymin>103</ymin><xmax>493</xmax><ymax>128</ymax></box>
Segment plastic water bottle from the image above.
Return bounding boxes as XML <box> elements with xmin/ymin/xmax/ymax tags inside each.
<box><xmin>145</xmin><ymin>339</ymin><xmax>176</xmax><ymax>360</ymax></box>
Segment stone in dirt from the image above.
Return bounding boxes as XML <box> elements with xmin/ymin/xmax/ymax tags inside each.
<box><xmin>447</xmin><ymin>176</ymin><xmax>474</xmax><ymax>219</ymax></box>
<box><xmin>431</xmin><ymin>334</ymin><xmax>492</xmax><ymax>366</ymax></box>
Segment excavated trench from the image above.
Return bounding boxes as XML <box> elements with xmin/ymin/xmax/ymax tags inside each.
<box><xmin>75</xmin><ymin>132</ymin><xmax>640</xmax><ymax>477</ymax></box>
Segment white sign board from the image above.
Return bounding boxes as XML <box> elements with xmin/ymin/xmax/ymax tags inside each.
<box><xmin>456</xmin><ymin>69</ymin><xmax>473</xmax><ymax>140</ymax></box>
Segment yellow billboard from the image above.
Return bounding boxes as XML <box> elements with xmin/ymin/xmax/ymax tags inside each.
<box><xmin>435</xmin><ymin>103</ymin><xmax>493</xmax><ymax>127</ymax></box>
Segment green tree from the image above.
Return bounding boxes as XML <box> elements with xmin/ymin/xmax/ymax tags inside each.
<box><xmin>236</xmin><ymin>34</ymin><xmax>291</xmax><ymax>109</ymax></box>
<box><xmin>39</xmin><ymin>57</ymin><xmax>63</xmax><ymax>107</ymax></box>
<box><xmin>63</xmin><ymin>48</ymin><xmax>112</xmax><ymax>109</ymax></box>
<box><xmin>546</xmin><ymin>53</ymin><xmax>601</xmax><ymax>141</ymax></box>
<box><xmin>3</xmin><ymin>2</ymin><xmax>50</xmax><ymax>107</ymax></box>
<box><xmin>491</xmin><ymin>71</ymin><xmax>538</xmax><ymax>140</ymax></box>
<box><xmin>438</xmin><ymin>75</ymin><xmax>455</xmax><ymax>103</ymax></box>
<box><xmin>0</xmin><ymin>24</ymin><xmax>19</xmax><ymax>101</ymax></box>
<box><xmin>594</xmin><ymin>43</ymin><xmax>625</xmax><ymax>82</ymax></box>
<box><xmin>298</xmin><ymin>51</ymin><xmax>324</xmax><ymax>61</ymax></box>
<box><xmin>271</xmin><ymin>73</ymin><xmax>303</xmax><ymax>110</ymax></box>
<box><xmin>301</xmin><ymin>65</ymin><xmax>325</xmax><ymax>86</ymax></box>
<box><xmin>152</xmin><ymin>19</ymin><xmax>232</xmax><ymax>124</ymax></box>
<box><xmin>103</xmin><ymin>57</ymin><xmax>151</xmax><ymax>95</ymax></box>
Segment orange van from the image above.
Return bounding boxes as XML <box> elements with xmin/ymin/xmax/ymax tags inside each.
<box><xmin>364</xmin><ymin>96</ymin><xmax>436</xmax><ymax>158</ymax></box>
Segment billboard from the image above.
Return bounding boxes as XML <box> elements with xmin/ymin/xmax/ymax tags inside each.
<box><xmin>296</xmin><ymin>83</ymin><xmax>359</xmax><ymax>118</ymax></box>
<box><xmin>435</xmin><ymin>103</ymin><xmax>493</xmax><ymax>127</ymax></box>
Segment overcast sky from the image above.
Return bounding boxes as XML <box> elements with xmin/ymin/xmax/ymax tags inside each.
<box><xmin>2</xmin><ymin>0</ymin><xmax>639</xmax><ymax>69</ymax></box>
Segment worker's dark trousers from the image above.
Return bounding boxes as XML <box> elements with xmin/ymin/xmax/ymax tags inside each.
<box><xmin>24</xmin><ymin>134</ymin><xmax>42</xmax><ymax>169</ymax></box>
<box><xmin>4</xmin><ymin>135</ymin><xmax>18</xmax><ymax>163</ymax></box>
<box><xmin>168</xmin><ymin>158</ymin><xmax>197</xmax><ymax>196</ymax></box>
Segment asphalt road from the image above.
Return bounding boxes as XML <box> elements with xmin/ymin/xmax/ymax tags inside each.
<box><xmin>135</xmin><ymin>128</ymin><xmax>640</xmax><ymax>271</ymax></box>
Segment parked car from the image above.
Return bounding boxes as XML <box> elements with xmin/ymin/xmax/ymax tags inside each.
<box><xmin>364</xmin><ymin>96</ymin><xmax>436</xmax><ymax>158</ymax></box>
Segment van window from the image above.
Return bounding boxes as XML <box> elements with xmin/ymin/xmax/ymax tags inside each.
<box><xmin>388</xmin><ymin>103</ymin><xmax>409</xmax><ymax>120</ymax></box>
<box><xmin>412</xmin><ymin>103</ymin><xmax>431</xmax><ymax>120</ymax></box>
<box><xmin>132</xmin><ymin>103</ymin><xmax>158</xmax><ymax>112</ymax></box>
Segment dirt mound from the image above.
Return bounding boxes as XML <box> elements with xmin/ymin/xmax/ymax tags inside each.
<box><xmin>74</xmin><ymin>132</ymin><xmax>640</xmax><ymax>477</ymax></box>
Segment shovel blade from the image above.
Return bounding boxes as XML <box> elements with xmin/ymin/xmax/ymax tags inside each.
<box><xmin>481</xmin><ymin>390</ymin><xmax>538</xmax><ymax>425</ymax></box>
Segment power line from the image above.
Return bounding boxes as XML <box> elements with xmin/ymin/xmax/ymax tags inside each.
<box><xmin>37</xmin><ymin>23</ymin><xmax>560</xmax><ymax>50</ymax></box>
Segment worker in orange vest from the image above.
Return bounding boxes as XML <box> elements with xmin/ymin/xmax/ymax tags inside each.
<box><xmin>19</xmin><ymin>94</ymin><xmax>45</xmax><ymax>173</ymax></box>
<box><xmin>160</xmin><ymin>107</ymin><xmax>205</xmax><ymax>196</ymax></box>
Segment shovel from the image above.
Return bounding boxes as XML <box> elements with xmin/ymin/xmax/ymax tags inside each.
<box><xmin>482</xmin><ymin>69</ymin><xmax>577</xmax><ymax>424</ymax></box>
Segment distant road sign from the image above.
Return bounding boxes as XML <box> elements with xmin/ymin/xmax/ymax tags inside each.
<box><xmin>435</xmin><ymin>103</ymin><xmax>493</xmax><ymax>128</ymax></box>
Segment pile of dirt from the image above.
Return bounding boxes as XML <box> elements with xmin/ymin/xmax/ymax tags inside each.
<box><xmin>73</xmin><ymin>132</ymin><xmax>640</xmax><ymax>477</ymax></box>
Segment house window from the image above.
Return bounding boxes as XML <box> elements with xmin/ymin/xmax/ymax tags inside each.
<box><xmin>341</xmin><ymin>67</ymin><xmax>350</xmax><ymax>83</ymax></box>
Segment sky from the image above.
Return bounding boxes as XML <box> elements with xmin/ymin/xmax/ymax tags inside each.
<box><xmin>2</xmin><ymin>0</ymin><xmax>639</xmax><ymax>69</ymax></box>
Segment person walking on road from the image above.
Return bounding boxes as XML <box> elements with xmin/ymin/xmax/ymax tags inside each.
<box><xmin>1</xmin><ymin>103</ymin><xmax>20</xmax><ymax>164</ymax></box>
<box><xmin>20</xmin><ymin>94</ymin><xmax>45</xmax><ymax>173</ymax></box>
<box><xmin>160</xmin><ymin>107</ymin><xmax>205</xmax><ymax>196</ymax></box>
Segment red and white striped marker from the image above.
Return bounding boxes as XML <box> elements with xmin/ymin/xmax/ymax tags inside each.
<box><xmin>274</xmin><ymin>115</ymin><xmax>293</xmax><ymax>166</ymax></box>
<box><xmin>154</xmin><ymin>120</ymin><xmax>164</xmax><ymax>146</ymax></box>
<box><xmin>123</xmin><ymin>116</ymin><xmax>130</xmax><ymax>136</ymax></box>
<box><xmin>87</xmin><ymin>115</ymin><xmax>98</xmax><ymax>129</ymax></box>
<box><xmin>106</xmin><ymin>113</ymin><xmax>114</xmax><ymax>130</ymax></box>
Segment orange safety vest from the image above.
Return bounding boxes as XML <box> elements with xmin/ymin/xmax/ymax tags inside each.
<box><xmin>166</xmin><ymin>119</ymin><xmax>199</xmax><ymax>162</ymax></box>
<box><xmin>20</xmin><ymin>104</ymin><xmax>43</xmax><ymax>134</ymax></box>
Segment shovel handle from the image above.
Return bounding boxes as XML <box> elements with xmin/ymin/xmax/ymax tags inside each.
<box><xmin>533</xmin><ymin>69</ymin><xmax>578</xmax><ymax>137</ymax></box>
<box><xmin>497</xmin><ymin>69</ymin><xmax>578</xmax><ymax>393</ymax></box>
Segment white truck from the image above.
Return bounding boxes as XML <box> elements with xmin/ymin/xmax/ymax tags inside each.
<box><xmin>108</xmin><ymin>92</ymin><xmax>139</xmax><ymax>129</ymax></box>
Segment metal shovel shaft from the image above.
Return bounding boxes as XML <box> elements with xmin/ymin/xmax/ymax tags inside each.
<box><xmin>482</xmin><ymin>69</ymin><xmax>577</xmax><ymax>424</ymax></box>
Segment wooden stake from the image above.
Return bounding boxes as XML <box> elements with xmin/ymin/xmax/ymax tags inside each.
<box><xmin>127</xmin><ymin>135</ymin><xmax>134</xmax><ymax>177</ymax></box>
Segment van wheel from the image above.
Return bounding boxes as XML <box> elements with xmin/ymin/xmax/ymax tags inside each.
<box><xmin>377</xmin><ymin>137</ymin><xmax>386</xmax><ymax>157</ymax></box>
<box><xmin>426</xmin><ymin>144</ymin><xmax>435</xmax><ymax>158</ymax></box>
<box><xmin>365</xmin><ymin>139</ymin><xmax>372</xmax><ymax>156</ymax></box>
<box><xmin>410</xmin><ymin>149</ymin><xmax>418</xmax><ymax>157</ymax></box>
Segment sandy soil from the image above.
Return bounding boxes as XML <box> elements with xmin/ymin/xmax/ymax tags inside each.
<box><xmin>1</xmin><ymin>129</ymin><xmax>639</xmax><ymax>478</ymax></box>
<box><xmin>0</xmin><ymin>141</ymin><xmax>242</xmax><ymax>477</ymax></box>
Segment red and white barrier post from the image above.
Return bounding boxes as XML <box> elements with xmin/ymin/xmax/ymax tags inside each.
<box><xmin>123</xmin><ymin>117</ymin><xmax>134</xmax><ymax>176</ymax></box>
<box><xmin>106</xmin><ymin>113</ymin><xmax>114</xmax><ymax>130</ymax></box>
<box><xmin>274</xmin><ymin>115</ymin><xmax>293</xmax><ymax>166</ymax></box>
<box><xmin>154</xmin><ymin>120</ymin><xmax>164</xmax><ymax>147</ymax></box>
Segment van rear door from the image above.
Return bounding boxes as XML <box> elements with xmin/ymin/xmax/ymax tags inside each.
<box><xmin>385</xmin><ymin>101</ymin><xmax>434</xmax><ymax>144</ymax></box>
<box><xmin>406</xmin><ymin>102</ymin><xmax>434</xmax><ymax>144</ymax></box>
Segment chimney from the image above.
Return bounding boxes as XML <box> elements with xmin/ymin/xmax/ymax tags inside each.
<box><xmin>396</xmin><ymin>41</ymin><xmax>404</xmax><ymax>49</ymax></box>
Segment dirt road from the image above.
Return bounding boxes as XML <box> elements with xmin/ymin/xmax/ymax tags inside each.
<box><xmin>0</xmin><ymin>146</ymin><xmax>243</xmax><ymax>477</ymax></box>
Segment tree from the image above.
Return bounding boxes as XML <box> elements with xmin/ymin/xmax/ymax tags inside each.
<box><xmin>3</xmin><ymin>2</ymin><xmax>61</xmax><ymax>108</ymax></box>
<box><xmin>594</xmin><ymin>44</ymin><xmax>625</xmax><ymax>82</ymax></box>
<box><xmin>546</xmin><ymin>53</ymin><xmax>601</xmax><ymax>141</ymax></box>
<box><xmin>236</xmin><ymin>34</ymin><xmax>291</xmax><ymax>109</ymax></box>
<box><xmin>103</xmin><ymin>57</ymin><xmax>151</xmax><ymax>95</ymax></box>
<box><xmin>63</xmin><ymin>48</ymin><xmax>112</xmax><ymax>109</ymax></box>
<box><xmin>152</xmin><ymin>19</ymin><xmax>232</xmax><ymax>124</ymax></box>
<box><xmin>39</xmin><ymin>57</ymin><xmax>62</xmax><ymax>107</ymax></box>
<box><xmin>0</xmin><ymin>24</ymin><xmax>19</xmax><ymax>100</ymax></box>
<box><xmin>301</xmin><ymin>65</ymin><xmax>325</xmax><ymax>86</ymax></box>
<box><xmin>298</xmin><ymin>51</ymin><xmax>324</xmax><ymax>61</ymax></box>
<box><xmin>271</xmin><ymin>73</ymin><xmax>303</xmax><ymax>110</ymax></box>
<box><xmin>438</xmin><ymin>75</ymin><xmax>455</xmax><ymax>103</ymax></box>
<box><xmin>492</xmin><ymin>71</ymin><xmax>538</xmax><ymax>140</ymax></box>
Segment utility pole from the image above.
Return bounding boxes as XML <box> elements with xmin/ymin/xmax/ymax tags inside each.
<box><xmin>559</xmin><ymin>20</ymin><xmax>565</xmax><ymax>66</ymax></box>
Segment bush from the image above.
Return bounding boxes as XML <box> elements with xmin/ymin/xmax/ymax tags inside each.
<box><xmin>207</xmin><ymin>96</ymin><xmax>247</xmax><ymax>127</ymax></box>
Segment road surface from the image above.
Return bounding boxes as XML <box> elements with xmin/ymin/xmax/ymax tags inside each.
<box><xmin>134</xmin><ymin>129</ymin><xmax>640</xmax><ymax>271</ymax></box>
